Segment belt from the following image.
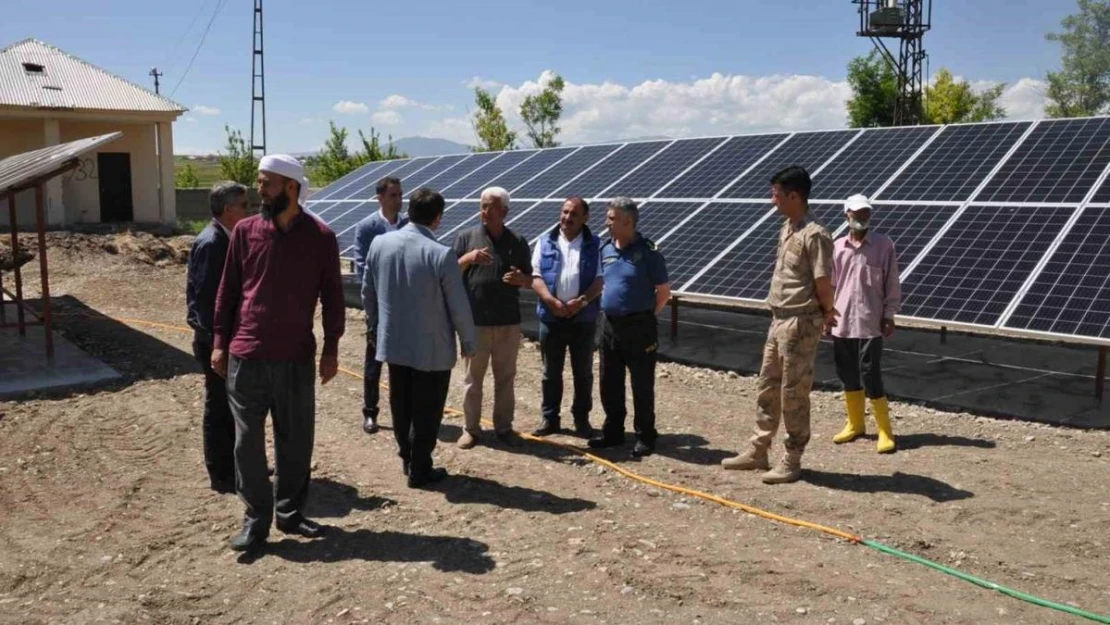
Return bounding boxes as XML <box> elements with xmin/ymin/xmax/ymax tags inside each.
<box><xmin>604</xmin><ymin>309</ymin><xmax>654</xmax><ymax>323</ymax></box>
<box><xmin>769</xmin><ymin>305</ymin><xmax>822</xmax><ymax>320</ymax></box>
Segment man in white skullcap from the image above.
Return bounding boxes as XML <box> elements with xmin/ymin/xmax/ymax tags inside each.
<box><xmin>212</xmin><ymin>153</ymin><xmax>345</xmax><ymax>555</ymax></box>
<box><xmin>829</xmin><ymin>194</ymin><xmax>900</xmax><ymax>454</ymax></box>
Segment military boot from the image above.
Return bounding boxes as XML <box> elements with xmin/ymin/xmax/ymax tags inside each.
<box><xmin>761</xmin><ymin>449</ymin><xmax>803</xmax><ymax>484</ymax></box>
<box><xmin>721</xmin><ymin>446</ymin><xmax>770</xmax><ymax>471</ymax></box>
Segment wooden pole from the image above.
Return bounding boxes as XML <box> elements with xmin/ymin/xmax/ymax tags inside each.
<box><xmin>8</xmin><ymin>193</ymin><xmax>25</xmax><ymax>335</ymax></box>
<box><xmin>34</xmin><ymin>185</ymin><xmax>53</xmax><ymax>360</ymax></box>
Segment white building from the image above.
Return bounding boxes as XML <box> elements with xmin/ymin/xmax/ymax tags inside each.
<box><xmin>0</xmin><ymin>38</ymin><xmax>186</xmax><ymax>227</ymax></box>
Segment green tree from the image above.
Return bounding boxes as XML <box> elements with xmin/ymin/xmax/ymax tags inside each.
<box><xmin>311</xmin><ymin>121</ymin><xmax>357</xmax><ymax>185</ymax></box>
<box><xmin>519</xmin><ymin>73</ymin><xmax>566</xmax><ymax>148</ymax></box>
<box><xmin>352</xmin><ymin>126</ymin><xmax>405</xmax><ymax>167</ymax></box>
<box><xmin>1045</xmin><ymin>0</ymin><xmax>1110</xmax><ymax>117</ymax></box>
<box><xmin>217</xmin><ymin>125</ymin><xmax>257</xmax><ymax>185</ymax></box>
<box><xmin>924</xmin><ymin>69</ymin><xmax>1007</xmax><ymax>124</ymax></box>
<box><xmin>175</xmin><ymin>162</ymin><xmax>200</xmax><ymax>188</ymax></box>
<box><xmin>846</xmin><ymin>50</ymin><xmax>899</xmax><ymax>127</ymax></box>
<box><xmin>471</xmin><ymin>87</ymin><xmax>517</xmax><ymax>152</ymax></box>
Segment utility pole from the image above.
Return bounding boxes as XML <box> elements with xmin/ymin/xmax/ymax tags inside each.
<box><xmin>853</xmin><ymin>0</ymin><xmax>932</xmax><ymax>126</ymax></box>
<box><xmin>250</xmin><ymin>0</ymin><xmax>267</xmax><ymax>159</ymax></box>
<box><xmin>150</xmin><ymin>67</ymin><xmax>162</xmax><ymax>94</ymax></box>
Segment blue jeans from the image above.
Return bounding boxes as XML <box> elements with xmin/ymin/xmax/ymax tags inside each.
<box><xmin>539</xmin><ymin>319</ymin><xmax>597</xmax><ymax>425</ymax></box>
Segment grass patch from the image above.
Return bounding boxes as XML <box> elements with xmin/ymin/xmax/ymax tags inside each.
<box><xmin>176</xmin><ymin>219</ymin><xmax>208</xmax><ymax>235</ymax></box>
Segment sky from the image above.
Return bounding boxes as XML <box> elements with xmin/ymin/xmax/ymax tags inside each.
<box><xmin>1</xmin><ymin>0</ymin><xmax>1078</xmax><ymax>155</ymax></box>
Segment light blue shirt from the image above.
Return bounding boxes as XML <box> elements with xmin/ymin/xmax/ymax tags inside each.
<box><xmin>362</xmin><ymin>222</ymin><xmax>476</xmax><ymax>371</ymax></box>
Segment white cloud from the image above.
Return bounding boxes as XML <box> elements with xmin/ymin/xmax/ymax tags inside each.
<box><xmin>299</xmin><ymin>117</ymin><xmax>320</xmax><ymax>125</ymax></box>
<box><xmin>332</xmin><ymin>100</ymin><xmax>369</xmax><ymax>114</ymax></box>
<box><xmin>420</xmin><ymin>70</ymin><xmax>1052</xmax><ymax>147</ymax></box>
<box><xmin>464</xmin><ymin>76</ymin><xmax>504</xmax><ymax>91</ymax></box>
<box><xmin>380</xmin><ymin>94</ymin><xmax>446</xmax><ymax>111</ymax></box>
<box><xmin>192</xmin><ymin>105</ymin><xmax>221</xmax><ymax>116</ymax></box>
<box><xmin>183</xmin><ymin>116</ymin><xmax>197</xmax><ymax>123</ymax></box>
<box><xmin>372</xmin><ymin>110</ymin><xmax>403</xmax><ymax>126</ymax></box>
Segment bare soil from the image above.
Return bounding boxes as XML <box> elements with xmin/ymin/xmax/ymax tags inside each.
<box><xmin>1</xmin><ymin>231</ymin><xmax>1109</xmax><ymax>625</ymax></box>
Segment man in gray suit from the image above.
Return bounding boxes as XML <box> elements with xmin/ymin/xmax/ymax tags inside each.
<box><xmin>362</xmin><ymin>187</ymin><xmax>477</xmax><ymax>488</ymax></box>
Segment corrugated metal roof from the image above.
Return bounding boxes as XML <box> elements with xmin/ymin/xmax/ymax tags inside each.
<box><xmin>0</xmin><ymin>39</ymin><xmax>186</xmax><ymax>114</ymax></box>
<box><xmin>0</xmin><ymin>132</ymin><xmax>122</xmax><ymax>198</ymax></box>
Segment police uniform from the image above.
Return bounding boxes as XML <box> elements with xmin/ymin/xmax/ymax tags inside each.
<box><xmin>591</xmin><ymin>233</ymin><xmax>669</xmax><ymax>453</ymax></box>
<box><xmin>722</xmin><ymin>214</ymin><xmax>833</xmax><ymax>483</ymax></box>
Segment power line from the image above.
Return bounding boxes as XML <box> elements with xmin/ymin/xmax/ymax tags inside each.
<box><xmin>161</xmin><ymin>0</ymin><xmax>214</xmax><ymax>78</ymax></box>
<box><xmin>169</xmin><ymin>0</ymin><xmax>228</xmax><ymax>98</ymax></box>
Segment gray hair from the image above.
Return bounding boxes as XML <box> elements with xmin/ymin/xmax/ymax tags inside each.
<box><xmin>607</xmin><ymin>197</ymin><xmax>639</xmax><ymax>226</ymax></box>
<box><xmin>480</xmin><ymin>186</ymin><xmax>510</xmax><ymax>208</ymax></box>
<box><xmin>209</xmin><ymin>181</ymin><xmax>248</xmax><ymax>218</ymax></box>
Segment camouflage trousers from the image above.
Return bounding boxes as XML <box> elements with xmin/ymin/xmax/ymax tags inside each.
<box><xmin>750</xmin><ymin>313</ymin><xmax>824</xmax><ymax>453</ymax></box>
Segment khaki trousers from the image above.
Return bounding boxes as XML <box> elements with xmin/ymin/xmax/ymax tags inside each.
<box><xmin>463</xmin><ymin>324</ymin><xmax>521</xmax><ymax>434</ymax></box>
<box><xmin>750</xmin><ymin>314</ymin><xmax>823</xmax><ymax>453</ymax></box>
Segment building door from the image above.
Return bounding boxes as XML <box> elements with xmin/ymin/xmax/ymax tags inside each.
<box><xmin>98</xmin><ymin>152</ymin><xmax>133</xmax><ymax>222</ymax></box>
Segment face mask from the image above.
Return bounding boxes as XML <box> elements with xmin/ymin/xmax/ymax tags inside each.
<box><xmin>848</xmin><ymin>218</ymin><xmax>869</xmax><ymax>232</ymax></box>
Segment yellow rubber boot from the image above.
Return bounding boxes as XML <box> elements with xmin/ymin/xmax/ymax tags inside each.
<box><xmin>871</xmin><ymin>396</ymin><xmax>896</xmax><ymax>453</ymax></box>
<box><xmin>833</xmin><ymin>390</ymin><xmax>867</xmax><ymax>443</ymax></box>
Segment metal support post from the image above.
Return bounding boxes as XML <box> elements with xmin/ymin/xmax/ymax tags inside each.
<box><xmin>670</xmin><ymin>296</ymin><xmax>679</xmax><ymax>340</ymax></box>
<box><xmin>1097</xmin><ymin>346</ymin><xmax>1107</xmax><ymax>403</ymax></box>
<box><xmin>34</xmin><ymin>185</ymin><xmax>53</xmax><ymax>360</ymax></box>
<box><xmin>8</xmin><ymin>194</ymin><xmax>25</xmax><ymax>335</ymax></box>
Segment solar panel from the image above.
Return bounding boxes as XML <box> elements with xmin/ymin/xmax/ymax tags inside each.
<box><xmin>878</xmin><ymin>122</ymin><xmax>1031</xmax><ymax>202</ymax></box>
<box><xmin>601</xmin><ymin>137</ymin><xmax>726</xmax><ymax>199</ymax></box>
<box><xmin>974</xmin><ymin>118</ymin><xmax>1110</xmax><ymax>204</ymax></box>
<box><xmin>393</xmin><ymin>155</ymin><xmax>468</xmax><ymax>195</ymax></box>
<box><xmin>310</xmin><ymin>159</ymin><xmax>394</xmax><ymax>201</ymax></box>
<box><xmin>441</xmin><ymin>150</ymin><xmax>538</xmax><ymax>199</ymax></box>
<box><xmin>343</xmin><ymin>157</ymin><xmax>439</xmax><ymax>200</ymax></box>
<box><xmin>307</xmin><ymin>200</ymin><xmax>342</xmax><ymax>219</ymax></box>
<box><xmin>480</xmin><ymin>146</ymin><xmax>578</xmax><ymax>197</ymax></box>
<box><xmin>681</xmin><ymin>204</ymin><xmax>845</xmax><ymax>300</ymax></box>
<box><xmin>654</xmin><ymin>134</ymin><xmax>789</xmax><ymax>199</ymax></box>
<box><xmin>435</xmin><ymin>201</ymin><xmax>480</xmax><ymax>247</ymax></box>
<box><xmin>849</xmin><ymin>203</ymin><xmax>961</xmax><ymax>272</ymax></box>
<box><xmin>656</xmin><ymin>202</ymin><xmax>772</xmax><ymax>290</ymax></box>
<box><xmin>553</xmin><ymin>141</ymin><xmax>670</xmax><ymax>198</ymax></box>
<box><xmin>898</xmin><ymin>204</ymin><xmax>1076</xmax><ymax>326</ymax></box>
<box><xmin>1003</xmin><ymin>206</ymin><xmax>1110</xmax><ymax>338</ymax></box>
<box><xmin>810</xmin><ymin>126</ymin><xmax>940</xmax><ymax>200</ymax></box>
<box><xmin>328</xmin><ymin>201</ymin><xmax>378</xmax><ymax>256</ymax></box>
<box><xmin>512</xmin><ymin>144</ymin><xmax>620</xmax><ymax>199</ymax></box>
<box><xmin>718</xmin><ymin>130</ymin><xmax>859</xmax><ymax>199</ymax></box>
<box><xmin>505</xmin><ymin>201</ymin><xmax>565</xmax><ymax>243</ymax></box>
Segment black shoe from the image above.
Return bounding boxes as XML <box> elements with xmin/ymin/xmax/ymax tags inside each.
<box><xmin>532</xmin><ymin>419</ymin><xmax>560</xmax><ymax>436</ymax></box>
<box><xmin>402</xmin><ymin>459</ymin><xmax>410</xmax><ymax>476</ymax></box>
<box><xmin>408</xmin><ymin>467</ymin><xmax>448</xmax><ymax>488</ymax></box>
<box><xmin>363</xmin><ymin>415</ymin><xmax>380</xmax><ymax>434</ymax></box>
<box><xmin>230</xmin><ymin>528</ymin><xmax>266</xmax><ymax>554</ymax></box>
<box><xmin>277</xmin><ymin>517</ymin><xmax>327</xmax><ymax>539</ymax></box>
<box><xmin>587</xmin><ymin>435</ymin><xmax>624</xmax><ymax>449</ymax></box>
<box><xmin>573</xmin><ymin>421</ymin><xmax>594</xmax><ymax>438</ymax></box>
<box><xmin>631</xmin><ymin>441</ymin><xmax>655</xmax><ymax>457</ymax></box>
<box><xmin>210</xmin><ymin>478</ymin><xmax>236</xmax><ymax>494</ymax></box>
<box><xmin>496</xmin><ymin>431</ymin><xmax>520</xmax><ymax>446</ymax></box>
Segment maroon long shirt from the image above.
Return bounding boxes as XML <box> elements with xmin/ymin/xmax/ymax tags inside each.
<box><xmin>213</xmin><ymin>211</ymin><xmax>345</xmax><ymax>361</ymax></box>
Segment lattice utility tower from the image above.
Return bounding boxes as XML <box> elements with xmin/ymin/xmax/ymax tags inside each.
<box><xmin>250</xmin><ymin>0</ymin><xmax>267</xmax><ymax>158</ymax></box>
<box><xmin>853</xmin><ymin>0</ymin><xmax>932</xmax><ymax>125</ymax></box>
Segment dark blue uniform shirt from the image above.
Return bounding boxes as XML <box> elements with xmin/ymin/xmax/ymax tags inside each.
<box><xmin>600</xmin><ymin>233</ymin><xmax>668</xmax><ymax>316</ymax></box>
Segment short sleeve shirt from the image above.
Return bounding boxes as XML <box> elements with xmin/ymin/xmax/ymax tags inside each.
<box><xmin>767</xmin><ymin>216</ymin><xmax>834</xmax><ymax>314</ymax></box>
<box><xmin>453</xmin><ymin>224</ymin><xmax>533</xmax><ymax>326</ymax></box>
<box><xmin>600</xmin><ymin>234</ymin><xmax>669</xmax><ymax>316</ymax></box>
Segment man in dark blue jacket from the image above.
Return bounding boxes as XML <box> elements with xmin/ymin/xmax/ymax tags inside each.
<box><xmin>186</xmin><ymin>181</ymin><xmax>249</xmax><ymax>493</ymax></box>
<box><xmin>352</xmin><ymin>176</ymin><xmax>406</xmax><ymax>434</ymax></box>
<box><xmin>530</xmin><ymin>197</ymin><xmax>604</xmax><ymax>438</ymax></box>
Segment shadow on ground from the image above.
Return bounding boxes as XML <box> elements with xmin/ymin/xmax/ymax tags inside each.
<box><xmin>258</xmin><ymin>528</ymin><xmax>495</xmax><ymax>573</ymax></box>
<box><xmin>437</xmin><ymin>473</ymin><xmax>597</xmax><ymax>514</ymax></box>
<box><xmin>304</xmin><ymin>477</ymin><xmax>396</xmax><ymax>519</ymax></box>
<box><xmin>804</xmin><ymin>470</ymin><xmax>974</xmax><ymax>502</ymax></box>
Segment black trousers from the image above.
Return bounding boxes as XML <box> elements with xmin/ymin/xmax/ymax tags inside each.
<box><xmin>363</xmin><ymin>328</ymin><xmax>383</xmax><ymax>419</ymax></box>
<box><xmin>388</xmin><ymin>363</ymin><xmax>451</xmax><ymax>478</ymax></box>
<box><xmin>599</xmin><ymin>311</ymin><xmax>658</xmax><ymax>446</ymax></box>
<box><xmin>226</xmin><ymin>355</ymin><xmax>316</xmax><ymax>539</ymax></box>
<box><xmin>539</xmin><ymin>319</ymin><xmax>596</xmax><ymax>425</ymax></box>
<box><xmin>833</xmin><ymin>336</ymin><xmax>885</xmax><ymax>398</ymax></box>
<box><xmin>192</xmin><ymin>335</ymin><xmax>235</xmax><ymax>487</ymax></box>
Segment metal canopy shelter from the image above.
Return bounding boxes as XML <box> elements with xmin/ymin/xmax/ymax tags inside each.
<box><xmin>0</xmin><ymin>132</ymin><xmax>122</xmax><ymax>361</ymax></box>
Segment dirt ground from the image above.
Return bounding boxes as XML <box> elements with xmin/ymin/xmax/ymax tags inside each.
<box><xmin>2</xmin><ymin>230</ymin><xmax>1110</xmax><ymax>625</ymax></box>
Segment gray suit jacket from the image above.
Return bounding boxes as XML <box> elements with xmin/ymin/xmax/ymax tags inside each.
<box><xmin>362</xmin><ymin>222</ymin><xmax>476</xmax><ymax>371</ymax></box>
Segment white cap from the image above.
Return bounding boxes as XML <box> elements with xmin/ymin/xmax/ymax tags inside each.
<box><xmin>844</xmin><ymin>193</ymin><xmax>873</xmax><ymax>213</ymax></box>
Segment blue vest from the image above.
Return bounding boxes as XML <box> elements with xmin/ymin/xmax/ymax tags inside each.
<box><xmin>536</xmin><ymin>226</ymin><xmax>601</xmax><ymax>324</ymax></box>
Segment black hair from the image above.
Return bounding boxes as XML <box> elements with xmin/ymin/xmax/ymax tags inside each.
<box><xmin>408</xmin><ymin>187</ymin><xmax>445</xmax><ymax>225</ymax></box>
<box><xmin>770</xmin><ymin>165</ymin><xmax>811</xmax><ymax>201</ymax></box>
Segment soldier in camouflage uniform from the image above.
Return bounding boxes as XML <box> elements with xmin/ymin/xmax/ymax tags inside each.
<box><xmin>721</xmin><ymin>165</ymin><xmax>837</xmax><ymax>484</ymax></box>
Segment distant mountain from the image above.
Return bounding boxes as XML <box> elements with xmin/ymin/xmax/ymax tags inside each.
<box><xmin>391</xmin><ymin>136</ymin><xmax>472</xmax><ymax>157</ymax></box>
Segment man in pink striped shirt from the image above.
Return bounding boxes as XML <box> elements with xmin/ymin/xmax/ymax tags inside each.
<box><xmin>829</xmin><ymin>194</ymin><xmax>900</xmax><ymax>454</ymax></box>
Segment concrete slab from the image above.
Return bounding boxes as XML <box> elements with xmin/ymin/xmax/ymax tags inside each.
<box><xmin>0</xmin><ymin>310</ymin><xmax>120</xmax><ymax>399</ymax></box>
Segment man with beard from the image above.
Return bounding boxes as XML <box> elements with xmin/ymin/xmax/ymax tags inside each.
<box><xmin>212</xmin><ymin>154</ymin><xmax>345</xmax><ymax>555</ymax></box>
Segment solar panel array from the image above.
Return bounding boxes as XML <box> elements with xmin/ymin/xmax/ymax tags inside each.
<box><xmin>308</xmin><ymin>116</ymin><xmax>1110</xmax><ymax>346</ymax></box>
